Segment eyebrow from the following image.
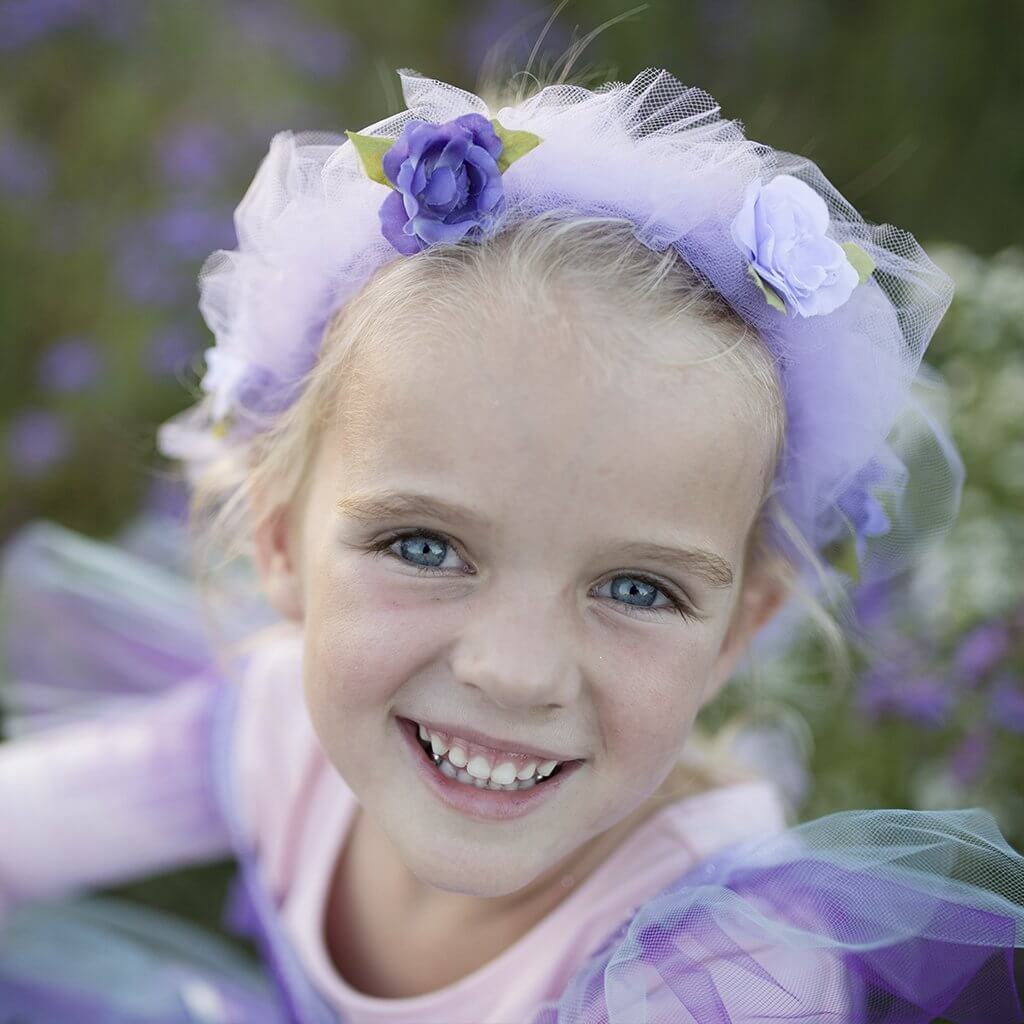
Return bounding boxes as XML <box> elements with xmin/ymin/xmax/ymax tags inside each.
<box><xmin>335</xmin><ymin>489</ymin><xmax>734</xmax><ymax>589</ymax></box>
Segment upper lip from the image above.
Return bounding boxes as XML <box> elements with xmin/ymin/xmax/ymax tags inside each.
<box><xmin>404</xmin><ymin>717</ymin><xmax>584</xmax><ymax>763</ymax></box>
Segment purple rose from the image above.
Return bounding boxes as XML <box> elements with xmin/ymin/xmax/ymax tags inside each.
<box><xmin>731</xmin><ymin>174</ymin><xmax>860</xmax><ymax>318</ymax></box>
<box><xmin>379</xmin><ymin>113</ymin><xmax>504</xmax><ymax>255</ymax></box>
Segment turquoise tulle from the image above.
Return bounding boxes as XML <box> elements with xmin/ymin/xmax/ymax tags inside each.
<box><xmin>0</xmin><ymin>897</ymin><xmax>280</xmax><ymax>1023</ymax></box>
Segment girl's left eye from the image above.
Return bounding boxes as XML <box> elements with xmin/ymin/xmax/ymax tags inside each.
<box><xmin>376</xmin><ymin>530</ymin><xmax>467</xmax><ymax>572</ymax></box>
<box><xmin>368</xmin><ymin>530</ymin><xmax>702</xmax><ymax>622</ymax></box>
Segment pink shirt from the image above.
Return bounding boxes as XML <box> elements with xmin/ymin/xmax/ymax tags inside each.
<box><xmin>234</xmin><ymin>626</ymin><xmax>792</xmax><ymax>1024</ymax></box>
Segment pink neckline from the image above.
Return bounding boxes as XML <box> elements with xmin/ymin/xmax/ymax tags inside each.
<box><xmin>294</xmin><ymin>770</ymin><xmax>785</xmax><ymax>1010</ymax></box>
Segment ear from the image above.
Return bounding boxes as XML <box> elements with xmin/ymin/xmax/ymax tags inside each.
<box><xmin>252</xmin><ymin>496</ymin><xmax>305</xmax><ymax>622</ymax></box>
<box><xmin>705</xmin><ymin>557</ymin><xmax>790</xmax><ymax>703</ymax></box>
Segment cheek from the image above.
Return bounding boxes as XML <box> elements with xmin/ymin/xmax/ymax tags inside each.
<box><xmin>301</xmin><ymin>557</ymin><xmax>452</xmax><ymax>738</ymax></box>
<box><xmin>594</xmin><ymin>625</ymin><xmax>719</xmax><ymax>776</ymax></box>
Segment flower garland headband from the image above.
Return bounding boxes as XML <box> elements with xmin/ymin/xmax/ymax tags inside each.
<box><xmin>346</xmin><ymin>112</ymin><xmax>874</xmax><ymax>311</ymax></box>
<box><xmin>158</xmin><ymin>68</ymin><xmax>963</xmax><ymax>617</ymax></box>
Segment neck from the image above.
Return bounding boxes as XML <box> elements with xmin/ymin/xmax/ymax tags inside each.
<box><xmin>323</xmin><ymin>763</ymin><xmax>722</xmax><ymax>996</ymax></box>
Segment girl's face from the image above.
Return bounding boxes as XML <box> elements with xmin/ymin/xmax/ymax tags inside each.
<box><xmin>262</xmin><ymin>314</ymin><xmax>782</xmax><ymax>899</ymax></box>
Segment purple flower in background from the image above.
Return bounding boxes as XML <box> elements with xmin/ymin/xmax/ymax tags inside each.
<box><xmin>36</xmin><ymin>335</ymin><xmax>102</xmax><ymax>393</ymax></box>
<box><xmin>379</xmin><ymin>115</ymin><xmax>505</xmax><ymax>255</ymax></box>
<box><xmin>989</xmin><ymin>676</ymin><xmax>1024</xmax><ymax>734</ymax></box>
<box><xmin>896</xmin><ymin>675</ymin><xmax>958</xmax><ymax>726</ymax></box>
<box><xmin>0</xmin><ymin>135</ymin><xmax>53</xmax><ymax>198</ymax></box>
<box><xmin>450</xmin><ymin>0</ymin><xmax>569</xmax><ymax>74</ymax></box>
<box><xmin>146</xmin><ymin>327</ymin><xmax>200</xmax><ymax>379</ymax></box>
<box><xmin>949</xmin><ymin>726</ymin><xmax>991</xmax><ymax>787</ymax></box>
<box><xmin>112</xmin><ymin>224</ymin><xmax>183</xmax><ymax>306</ymax></box>
<box><xmin>235</xmin><ymin>5</ymin><xmax>351</xmax><ymax>78</ymax></box>
<box><xmin>0</xmin><ymin>0</ymin><xmax>89</xmax><ymax>52</ymax></box>
<box><xmin>730</xmin><ymin>174</ymin><xmax>860</xmax><ymax>318</ymax></box>
<box><xmin>954</xmin><ymin>621</ymin><xmax>1011</xmax><ymax>685</ymax></box>
<box><xmin>858</xmin><ymin>641</ymin><xmax>956</xmax><ymax>727</ymax></box>
<box><xmin>141</xmin><ymin>475</ymin><xmax>190</xmax><ymax>523</ymax></box>
<box><xmin>0</xmin><ymin>0</ymin><xmax>136</xmax><ymax>51</ymax></box>
<box><xmin>851</xmin><ymin>576</ymin><xmax>893</xmax><ymax>633</ymax></box>
<box><xmin>152</xmin><ymin>199</ymin><xmax>235</xmax><ymax>260</ymax></box>
<box><xmin>280</xmin><ymin>24</ymin><xmax>350</xmax><ymax>78</ymax></box>
<box><xmin>6</xmin><ymin>409</ymin><xmax>70</xmax><ymax>475</ymax></box>
<box><xmin>157</xmin><ymin>122</ymin><xmax>226</xmax><ymax>189</ymax></box>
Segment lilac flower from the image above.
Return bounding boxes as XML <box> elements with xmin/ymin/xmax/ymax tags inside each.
<box><xmin>146</xmin><ymin>327</ymin><xmax>200</xmax><ymax>379</ymax></box>
<box><xmin>0</xmin><ymin>135</ymin><xmax>52</xmax><ymax>199</ymax></box>
<box><xmin>0</xmin><ymin>0</ymin><xmax>90</xmax><ymax>52</ymax></box>
<box><xmin>235</xmin><ymin>6</ymin><xmax>350</xmax><ymax>78</ymax></box>
<box><xmin>152</xmin><ymin>200</ymin><xmax>236</xmax><ymax>260</ymax></box>
<box><xmin>379</xmin><ymin>114</ymin><xmax>505</xmax><ymax>255</ymax></box>
<box><xmin>858</xmin><ymin>658</ymin><xmax>956</xmax><ymax>728</ymax></box>
<box><xmin>112</xmin><ymin>225</ymin><xmax>183</xmax><ymax>306</ymax></box>
<box><xmin>851</xmin><ymin>577</ymin><xmax>892</xmax><ymax>633</ymax></box>
<box><xmin>6</xmin><ymin>409</ymin><xmax>70</xmax><ymax>475</ymax></box>
<box><xmin>989</xmin><ymin>676</ymin><xmax>1024</xmax><ymax>734</ymax></box>
<box><xmin>280</xmin><ymin>24</ymin><xmax>350</xmax><ymax>78</ymax></box>
<box><xmin>949</xmin><ymin>727</ymin><xmax>991</xmax><ymax>787</ymax></box>
<box><xmin>730</xmin><ymin>174</ymin><xmax>861</xmax><ymax>318</ymax></box>
<box><xmin>954</xmin><ymin>621</ymin><xmax>1011</xmax><ymax>685</ymax></box>
<box><xmin>157</xmin><ymin>122</ymin><xmax>226</xmax><ymax>189</ymax></box>
<box><xmin>37</xmin><ymin>335</ymin><xmax>102</xmax><ymax>393</ymax></box>
<box><xmin>451</xmin><ymin>0</ymin><xmax>569</xmax><ymax>74</ymax></box>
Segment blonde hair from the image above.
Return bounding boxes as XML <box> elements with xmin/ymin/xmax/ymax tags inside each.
<box><xmin>180</xmin><ymin>78</ymin><xmax>854</xmax><ymax>807</ymax></box>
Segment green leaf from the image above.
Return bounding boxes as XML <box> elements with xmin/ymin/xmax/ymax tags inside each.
<box><xmin>490</xmin><ymin>119</ymin><xmax>542</xmax><ymax>173</ymax></box>
<box><xmin>842</xmin><ymin>241</ymin><xmax>876</xmax><ymax>285</ymax></box>
<box><xmin>746</xmin><ymin>264</ymin><xmax>787</xmax><ymax>313</ymax></box>
<box><xmin>345</xmin><ymin>130</ymin><xmax>395</xmax><ymax>188</ymax></box>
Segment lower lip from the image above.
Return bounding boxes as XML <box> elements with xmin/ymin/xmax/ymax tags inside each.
<box><xmin>397</xmin><ymin>717</ymin><xmax>584</xmax><ymax>823</ymax></box>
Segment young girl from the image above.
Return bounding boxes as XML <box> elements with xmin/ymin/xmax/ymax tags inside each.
<box><xmin>1</xmin><ymin>67</ymin><xmax>1022</xmax><ymax>1023</ymax></box>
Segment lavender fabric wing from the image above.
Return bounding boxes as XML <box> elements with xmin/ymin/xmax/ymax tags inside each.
<box><xmin>0</xmin><ymin>517</ymin><xmax>293</xmax><ymax>1019</ymax></box>
<box><xmin>529</xmin><ymin>808</ymin><xmax>1024</xmax><ymax>1023</ymax></box>
<box><xmin>0</xmin><ymin>518</ymin><xmax>215</xmax><ymax>736</ymax></box>
<box><xmin>0</xmin><ymin>897</ymin><xmax>282</xmax><ymax>1023</ymax></box>
<box><xmin>0</xmin><ymin>516</ymin><xmax>277</xmax><ymax>737</ymax></box>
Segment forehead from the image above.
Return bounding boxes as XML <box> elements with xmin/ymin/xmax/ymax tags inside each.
<box><xmin>322</xmin><ymin>316</ymin><xmax>771</xmax><ymax>563</ymax></box>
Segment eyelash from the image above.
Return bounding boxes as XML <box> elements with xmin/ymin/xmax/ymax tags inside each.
<box><xmin>367</xmin><ymin>529</ymin><xmax>704</xmax><ymax>623</ymax></box>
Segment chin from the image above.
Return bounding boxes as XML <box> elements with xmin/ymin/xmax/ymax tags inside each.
<box><xmin>379</xmin><ymin>808</ymin><xmax>560</xmax><ymax>897</ymax></box>
<box><xmin>405</xmin><ymin>843</ymin><xmax>550</xmax><ymax>899</ymax></box>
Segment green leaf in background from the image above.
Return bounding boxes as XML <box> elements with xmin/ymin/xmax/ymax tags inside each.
<box><xmin>747</xmin><ymin>263</ymin><xmax>788</xmax><ymax>313</ymax></box>
<box><xmin>842</xmin><ymin>241</ymin><xmax>876</xmax><ymax>284</ymax></box>
<box><xmin>490</xmin><ymin>120</ymin><xmax>542</xmax><ymax>173</ymax></box>
<box><xmin>345</xmin><ymin>131</ymin><xmax>395</xmax><ymax>188</ymax></box>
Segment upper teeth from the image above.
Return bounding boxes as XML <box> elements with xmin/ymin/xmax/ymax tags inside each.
<box><xmin>416</xmin><ymin>722</ymin><xmax>561</xmax><ymax>784</ymax></box>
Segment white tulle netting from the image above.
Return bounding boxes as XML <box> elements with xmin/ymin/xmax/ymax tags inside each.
<box><xmin>157</xmin><ymin>68</ymin><xmax>964</xmax><ymax>642</ymax></box>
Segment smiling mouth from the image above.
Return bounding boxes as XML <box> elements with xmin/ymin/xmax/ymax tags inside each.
<box><xmin>405</xmin><ymin>718</ymin><xmax>570</xmax><ymax>792</ymax></box>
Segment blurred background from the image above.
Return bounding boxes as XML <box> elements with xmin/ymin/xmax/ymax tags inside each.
<box><xmin>0</xmin><ymin>0</ymin><xmax>1022</xmax><ymax>938</ymax></box>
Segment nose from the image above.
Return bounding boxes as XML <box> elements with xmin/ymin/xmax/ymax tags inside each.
<box><xmin>449</xmin><ymin>579</ymin><xmax>583</xmax><ymax>709</ymax></box>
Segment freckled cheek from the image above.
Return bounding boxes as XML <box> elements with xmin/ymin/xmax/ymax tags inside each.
<box><xmin>596</xmin><ymin>635</ymin><xmax>716</xmax><ymax>779</ymax></box>
<box><xmin>302</xmin><ymin>564</ymin><xmax>455</xmax><ymax>728</ymax></box>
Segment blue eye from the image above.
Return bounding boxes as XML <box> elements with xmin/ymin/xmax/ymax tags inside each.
<box><xmin>397</xmin><ymin>534</ymin><xmax>448</xmax><ymax>568</ymax></box>
<box><xmin>607</xmin><ymin>575</ymin><xmax>661</xmax><ymax>608</ymax></box>
<box><xmin>374</xmin><ymin>530</ymin><xmax>466</xmax><ymax>573</ymax></box>
<box><xmin>369</xmin><ymin>530</ymin><xmax>701</xmax><ymax>622</ymax></box>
